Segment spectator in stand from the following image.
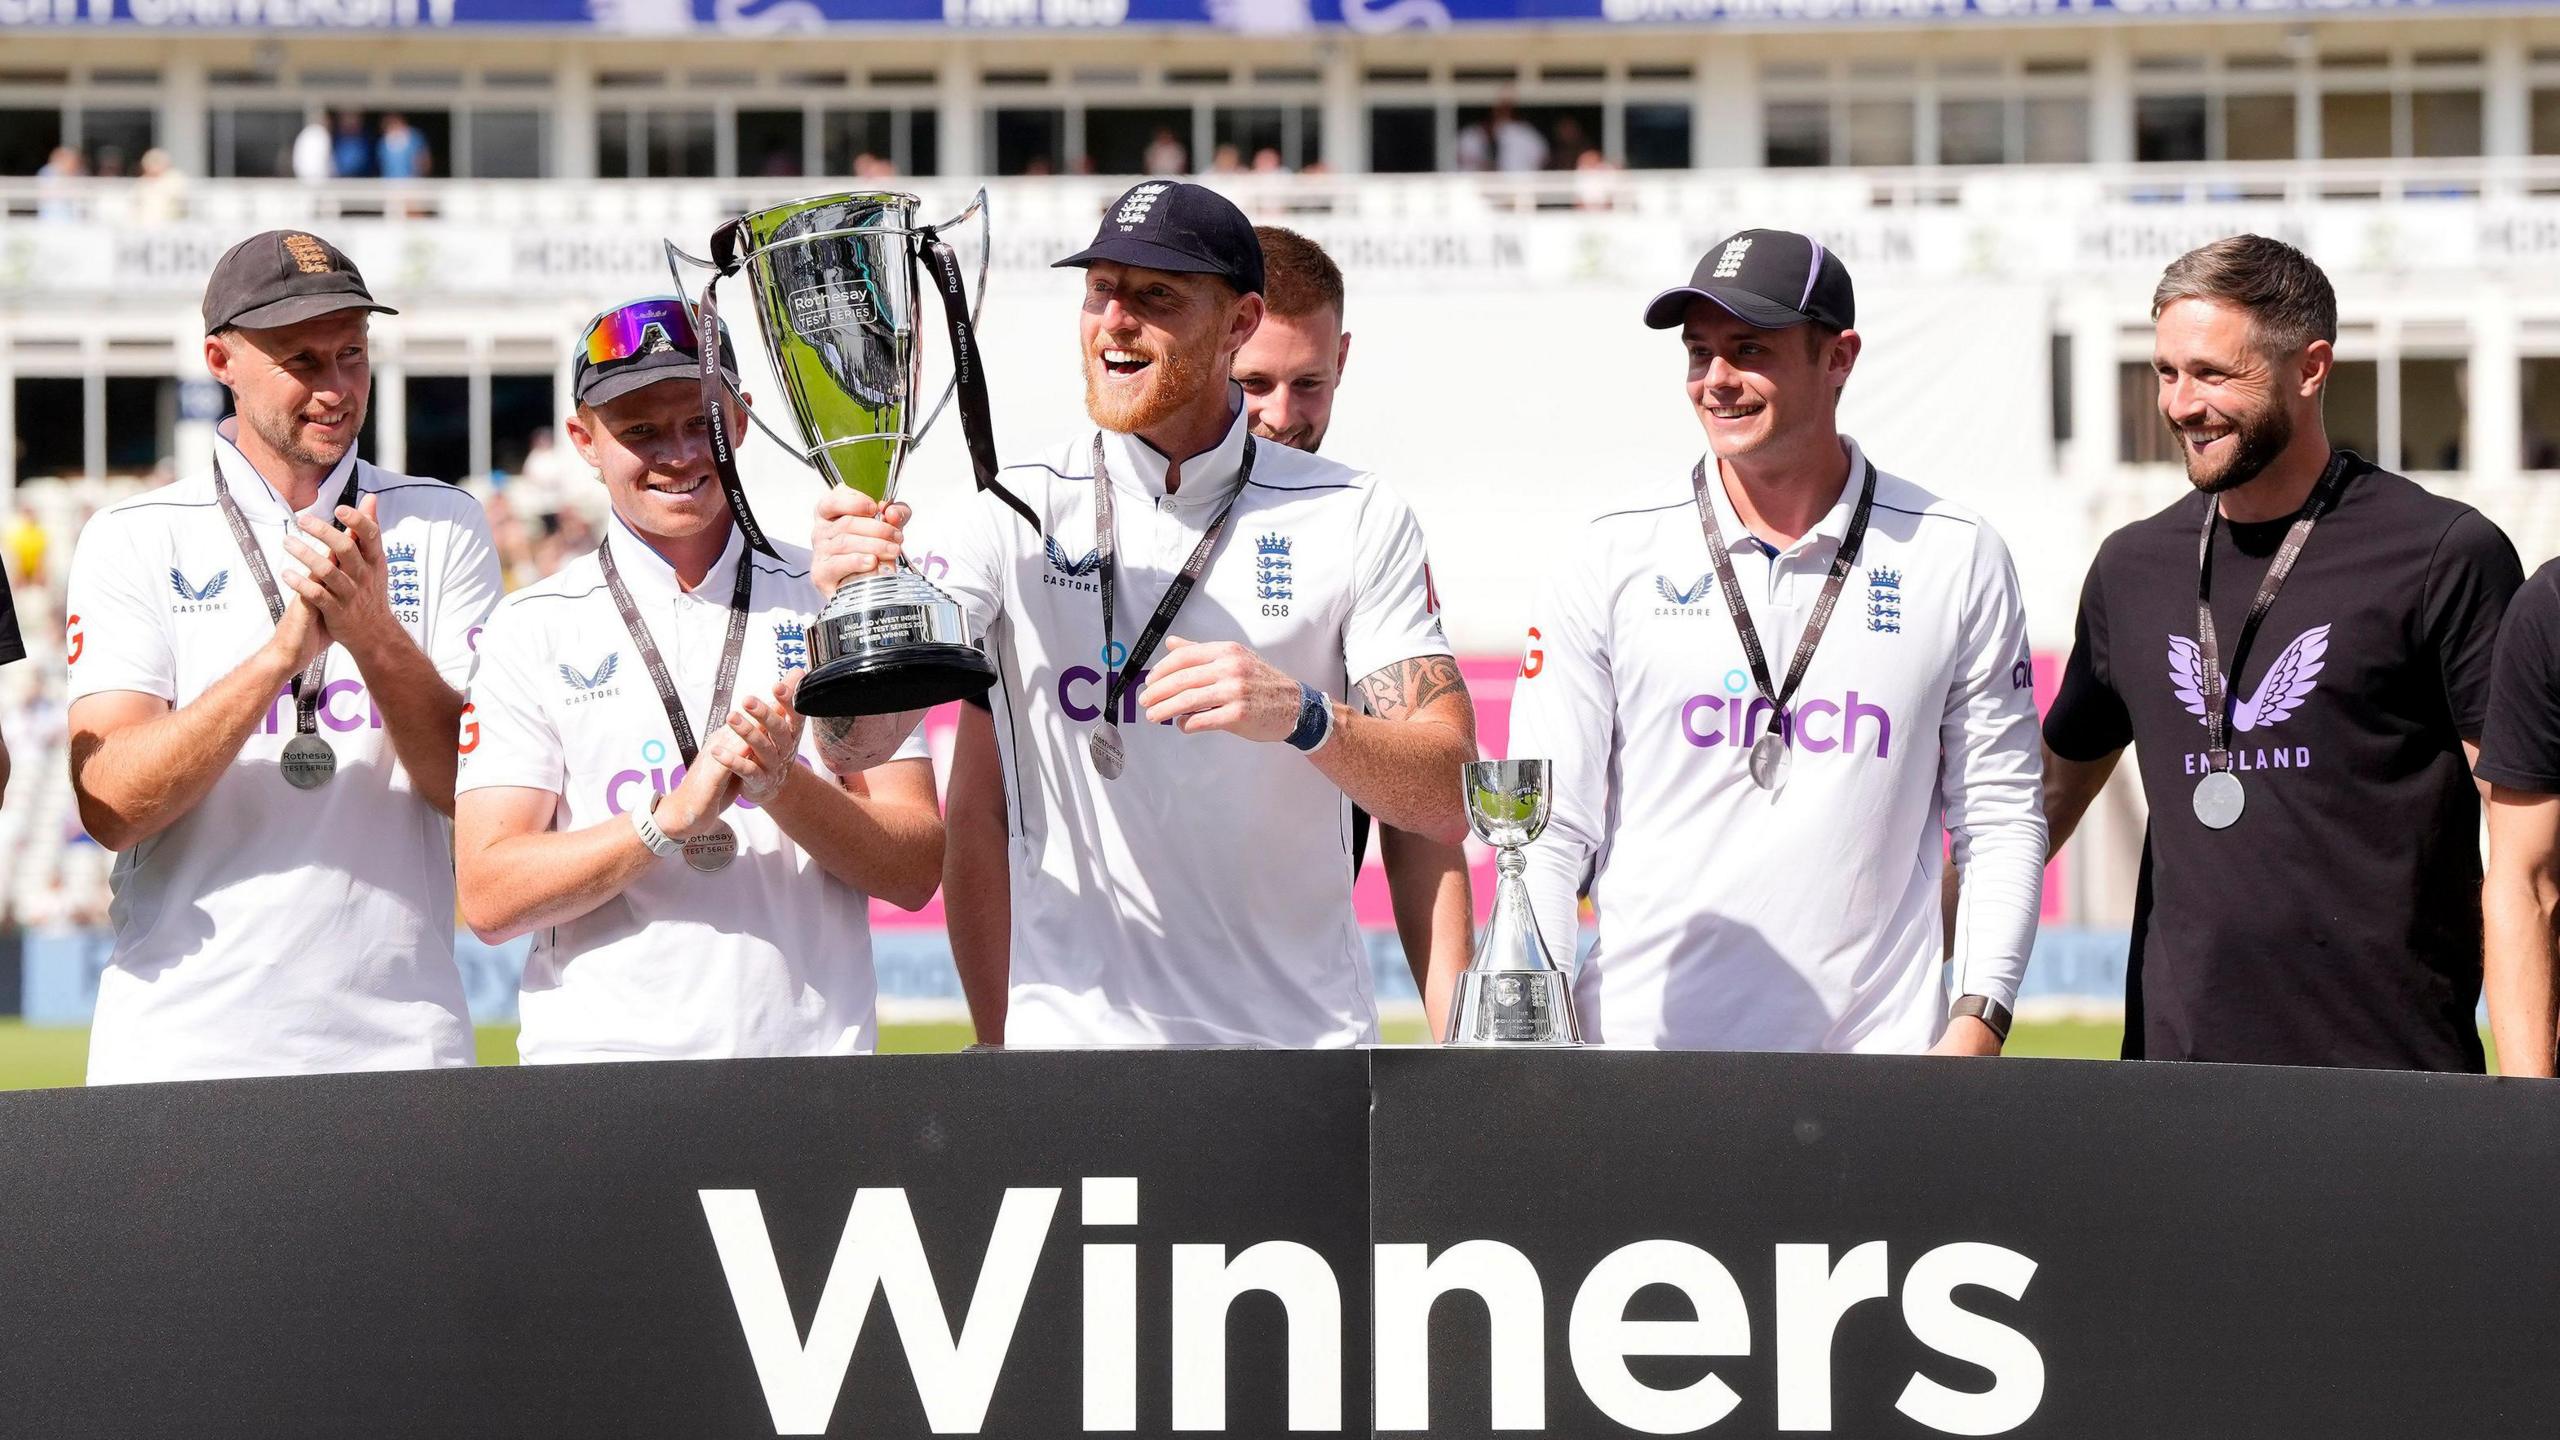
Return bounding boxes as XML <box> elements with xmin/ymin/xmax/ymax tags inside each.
<box><xmin>1550</xmin><ymin>115</ymin><xmax>1595</xmax><ymax>170</ymax></box>
<box><xmin>1145</xmin><ymin>126</ymin><xmax>1189</xmax><ymax>176</ymax></box>
<box><xmin>292</xmin><ymin>111</ymin><xmax>334</xmax><ymax>184</ymax></box>
<box><xmin>1252</xmin><ymin>146</ymin><xmax>1289</xmax><ymax>174</ymax></box>
<box><xmin>332</xmin><ymin>111</ymin><xmax>373</xmax><ymax>179</ymax></box>
<box><xmin>1457</xmin><ymin>95</ymin><xmax>1549</xmax><ymax>174</ymax></box>
<box><xmin>377</xmin><ymin>113</ymin><xmax>431</xmax><ymax>181</ymax></box>
<box><xmin>35</xmin><ymin>146</ymin><xmax>84</xmax><ymax>221</ymax></box>
<box><xmin>1022</xmin><ymin>154</ymin><xmax>1055</xmax><ymax>177</ymax></box>
<box><xmin>1574</xmin><ymin>147</ymin><xmax>1620</xmax><ymax>211</ymax></box>
<box><xmin>132</xmin><ymin>148</ymin><xmax>186</xmax><ymax>224</ymax></box>
<box><xmin>1210</xmin><ymin>142</ymin><xmax>1245</xmax><ymax>174</ymax></box>
<box><xmin>92</xmin><ymin>146</ymin><xmax>127</xmax><ymax>180</ymax></box>
<box><xmin>6</xmin><ymin>506</ymin><xmax>48</xmax><ymax>590</ymax></box>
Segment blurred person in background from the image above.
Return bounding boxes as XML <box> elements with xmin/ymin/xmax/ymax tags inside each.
<box><xmin>64</xmin><ymin>230</ymin><xmax>503</xmax><ymax>1084</ymax></box>
<box><xmin>331</xmin><ymin>110</ymin><xmax>372</xmax><ymax>179</ymax></box>
<box><xmin>377</xmin><ymin>113</ymin><xmax>430</xmax><ymax>180</ymax></box>
<box><xmin>2041</xmin><ymin>235</ymin><xmax>2522</xmax><ymax>1072</ymax></box>
<box><xmin>811</xmin><ymin>183</ymin><xmax>1472</xmax><ymax>1048</ymax></box>
<box><xmin>1209</xmin><ymin>143</ymin><xmax>1245</xmax><ymax>174</ymax></box>
<box><xmin>453</xmin><ymin>296</ymin><xmax>938</xmax><ymax>1062</ymax></box>
<box><xmin>35</xmin><ymin>146</ymin><xmax>82</xmax><ymax>221</ymax></box>
<box><xmin>1456</xmin><ymin>95</ymin><xmax>1548</xmax><ymax>174</ymax></box>
<box><xmin>6</xmin><ymin>506</ymin><xmax>48</xmax><ymax>590</ymax></box>
<box><xmin>1145</xmin><ymin>126</ymin><xmax>1189</xmax><ymax>176</ymax></box>
<box><xmin>132</xmin><ymin>147</ymin><xmax>186</xmax><ymax>224</ymax></box>
<box><xmin>1513</xmin><ymin>229</ymin><xmax>2045</xmax><ymax>1054</ymax></box>
<box><xmin>292</xmin><ymin>110</ymin><xmax>333</xmax><ymax>183</ymax></box>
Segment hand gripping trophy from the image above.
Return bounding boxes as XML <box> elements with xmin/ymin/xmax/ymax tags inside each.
<box><xmin>667</xmin><ymin>188</ymin><xmax>1041</xmax><ymax>717</ymax></box>
<box><xmin>1445</xmin><ymin>759</ymin><xmax>1584</xmax><ymax>1046</ymax></box>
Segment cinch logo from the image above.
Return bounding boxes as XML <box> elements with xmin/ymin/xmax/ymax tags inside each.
<box><xmin>699</xmin><ymin>1175</ymin><xmax>2044</xmax><ymax>1436</ymax></box>
<box><xmin>561</xmin><ymin>653</ymin><xmax>623</xmax><ymax>703</ymax></box>
<box><xmin>168</xmin><ymin>566</ymin><xmax>231</xmax><ymax>613</ymax></box>
<box><xmin>1866</xmin><ymin>566</ymin><xmax>1902</xmax><ymax>634</ymax></box>
<box><xmin>605</xmin><ymin>737</ymin><xmax>796</xmax><ymax>815</ymax></box>
<box><xmin>1043</xmin><ymin>537</ymin><xmax>1101</xmax><ymax>593</ymax></box>
<box><xmin>913</xmin><ymin>551</ymin><xmax>952</xmax><ymax>584</ymax></box>
<box><xmin>1056</xmin><ymin>662</ymin><xmax>1171</xmax><ymax>726</ymax></box>
<box><xmin>1682</xmin><ymin>674</ymin><xmax>1894</xmax><ymax>758</ymax></box>
<box><xmin>262</xmin><ymin>677</ymin><xmax>385</xmax><ymax>735</ymax></box>
<box><xmin>387</xmin><ymin>542</ymin><xmax>423</xmax><ymax>624</ymax></box>
<box><xmin>1654</xmin><ymin>572</ymin><xmax>1713</xmax><ymax>614</ymax></box>
<box><xmin>2170</xmin><ymin>624</ymin><xmax>2327</xmax><ymax>733</ymax></box>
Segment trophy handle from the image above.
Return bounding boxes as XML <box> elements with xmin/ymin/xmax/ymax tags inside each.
<box><xmin>659</xmin><ymin>237</ymin><xmax>828</xmax><ymax>471</ymax></box>
<box><xmin>908</xmin><ymin>187</ymin><xmax>992</xmax><ymax>448</ymax></box>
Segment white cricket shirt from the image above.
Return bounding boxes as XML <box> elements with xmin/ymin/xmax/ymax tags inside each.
<box><xmin>458</xmin><ymin>519</ymin><xmax>928</xmax><ymax>1063</ymax></box>
<box><xmin>66</xmin><ymin>430</ymin><xmax>501</xmax><ymax>1084</ymax></box>
<box><xmin>1510</xmin><ymin>437</ymin><xmax>2046</xmax><ymax>1052</ymax></box>
<box><xmin>907</xmin><ymin>395</ymin><xmax>1451</xmax><ymax>1047</ymax></box>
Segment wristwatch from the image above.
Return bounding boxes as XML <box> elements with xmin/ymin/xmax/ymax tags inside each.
<box><xmin>630</xmin><ymin>798</ymin><xmax>684</xmax><ymax>859</ymax></box>
<box><xmin>1950</xmin><ymin>994</ymin><xmax>2014</xmax><ymax>1042</ymax></box>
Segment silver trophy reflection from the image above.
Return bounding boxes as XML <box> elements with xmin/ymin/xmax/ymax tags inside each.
<box><xmin>1445</xmin><ymin>759</ymin><xmax>1584</xmax><ymax>1046</ymax></box>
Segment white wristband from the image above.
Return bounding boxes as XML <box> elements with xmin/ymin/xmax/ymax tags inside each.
<box><xmin>630</xmin><ymin>799</ymin><xmax>683</xmax><ymax>858</ymax></box>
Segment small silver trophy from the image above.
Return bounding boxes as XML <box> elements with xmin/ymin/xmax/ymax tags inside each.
<box><xmin>1445</xmin><ymin>759</ymin><xmax>1584</xmax><ymax>1046</ymax></box>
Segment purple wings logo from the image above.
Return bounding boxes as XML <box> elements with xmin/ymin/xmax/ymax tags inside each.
<box><xmin>2168</xmin><ymin>624</ymin><xmax>2329</xmax><ymax>732</ymax></box>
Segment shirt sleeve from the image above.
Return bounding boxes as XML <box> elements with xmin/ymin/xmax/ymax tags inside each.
<box><xmin>64</xmin><ymin>507</ymin><xmax>174</xmax><ymax>703</ymax></box>
<box><xmin>428</xmin><ymin>497</ymin><xmax>506</xmax><ymax>690</ymax></box>
<box><xmin>2475</xmin><ymin>568</ymin><xmax>2560</xmax><ymax>792</ymax></box>
<box><xmin>1939</xmin><ymin>521</ymin><xmax>2048</xmax><ymax>1014</ymax></box>
<box><xmin>904</xmin><ymin>485</ymin><xmax>1014</xmax><ymax>641</ymax></box>
<box><xmin>1510</xmin><ymin>532</ymin><xmax>1613</xmax><ymax>965</ymax></box>
<box><xmin>2041</xmin><ymin>549</ymin><xmax>2133</xmax><ymax>763</ymax></box>
<box><xmin>455</xmin><ymin>598</ymin><xmax>564</xmax><ymax>798</ymax></box>
<box><xmin>1340</xmin><ymin>480</ymin><xmax>1454</xmax><ymax>688</ymax></box>
<box><xmin>2424</xmin><ymin>507</ymin><xmax>2525</xmax><ymax>743</ymax></box>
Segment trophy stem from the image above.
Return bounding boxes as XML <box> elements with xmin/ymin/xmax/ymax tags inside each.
<box><xmin>1446</xmin><ymin>760</ymin><xmax>1584</xmax><ymax>1047</ymax></box>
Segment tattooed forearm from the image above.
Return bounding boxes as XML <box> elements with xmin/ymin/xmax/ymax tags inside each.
<box><xmin>813</xmin><ymin>710</ymin><xmax>923</xmax><ymax>776</ymax></box>
<box><xmin>1356</xmin><ymin>654</ymin><xmax>1468</xmax><ymax>721</ymax></box>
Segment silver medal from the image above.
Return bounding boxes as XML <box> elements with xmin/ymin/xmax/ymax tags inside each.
<box><xmin>280</xmin><ymin>733</ymin><xmax>337</xmax><ymax>790</ymax></box>
<box><xmin>1089</xmin><ymin>724</ymin><xmax>1126</xmax><ymax>781</ymax></box>
<box><xmin>683</xmin><ymin>820</ymin><xmax>739</xmax><ymax>873</ymax></box>
<box><xmin>2192</xmin><ymin>770</ymin><xmax>2246</xmax><ymax>830</ymax></box>
<box><xmin>1747</xmin><ymin>732</ymin><xmax>1790</xmax><ymax>791</ymax></box>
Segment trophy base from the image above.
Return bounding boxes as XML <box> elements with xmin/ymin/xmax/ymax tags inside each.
<box><xmin>1444</xmin><ymin>968</ymin><xmax>1584</xmax><ymax>1047</ymax></box>
<box><xmin>793</xmin><ymin>561</ymin><xmax>998</xmax><ymax>719</ymax></box>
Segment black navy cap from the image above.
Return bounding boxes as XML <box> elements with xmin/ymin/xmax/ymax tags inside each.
<box><xmin>1643</xmin><ymin>229</ymin><xmax>1854</xmax><ymax>333</ymax></box>
<box><xmin>1053</xmin><ymin>181</ymin><xmax>1265</xmax><ymax>297</ymax></box>
<box><xmin>202</xmin><ymin>229</ymin><xmax>396</xmax><ymax>333</ymax></box>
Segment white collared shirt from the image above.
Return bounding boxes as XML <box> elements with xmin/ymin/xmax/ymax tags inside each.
<box><xmin>458</xmin><ymin>519</ymin><xmax>928</xmax><ymax>1063</ymax></box>
<box><xmin>65</xmin><ymin>430</ymin><xmax>502</xmax><ymax>1084</ymax></box>
<box><xmin>1509</xmin><ymin>437</ymin><xmax>2046</xmax><ymax>1052</ymax></box>
<box><xmin>907</xmin><ymin>398</ymin><xmax>1452</xmax><ymax>1048</ymax></box>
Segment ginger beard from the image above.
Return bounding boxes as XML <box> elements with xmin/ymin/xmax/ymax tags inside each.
<box><xmin>1084</xmin><ymin>311</ymin><xmax>1224</xmax><ymax>435</ymax></box>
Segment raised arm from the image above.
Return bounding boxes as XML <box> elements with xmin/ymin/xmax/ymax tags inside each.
<box><xmin>705</xmin><ymin>677</ymin><xmax>944</xmax><ymax>912</ymax></box>
<box><xmin>455</xmin><ymin>755</ymin><xmax>741</xmax><ymax>943</ymax></box>
<box><xmin>71</xmin><ymin>612</ymin><xmax>320</xmax><ymax>851</ymax></box>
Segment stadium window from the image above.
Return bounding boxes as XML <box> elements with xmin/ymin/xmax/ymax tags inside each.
<box><xmin>601</xmin><ymin>109</ymin><xmax>714</xmax><ymax>178</ymax></box>
<box><xmin>1368</xmin><ymin>105</ymin><xmax>1436</xmax><ymax>174</ymax></box>
<box><xmin>822</xmin><ymin>108</ymin><xmax>937</xmax><ymax>178</ymax></box>
<box><xmin>1624</xmin><ymin>102</ymin><xmax>1692</xmax><ymax>169</ymax></box>
<box><xmin>1213</xmin><ymin>106</ymin><xmax>1322</xmax><ymax>172</ymax></box>
<box><xmin>991</xmin><ymin>107</ymin><xmax>1064</xmax><ymax>175</ymax></box>
<box><xmin>2326</xmin><ymin>359</ymin><xmax>2380</xmax><ymax>462</ymax></box>
<box><xmin>466</xmin><ymin>109</ymin><xmax>547</xmax><ymax>179</ymax></box>
<box><xmin>209</xmin><ymin>106</ymin><xmax>303</xmax><ymax>178</ymax></box>
<box><xmin>2051</xmin><ymin>334</ymin><xmax>2072</xmax><ymax>446</ymax></box>
<box><xmin>1454</xmin><ymin>102</ymin><xmax>1604</xmax><ymax>171</ymax></box>
<box><xmin>2116</xmin><ymin>362</ymin><xmax>2178</xmax><ymax>466</ymax></box>
<box><xmin>2399</xmin><ymin>357</ymin><xmax>2467</xmax><ymax>473</ymax></box>
<box><xmin>2022</xmin><ymin>97</ymin><xmax>2090</xmax><ymax>163</ymax></box>
<box><xmin>11</xmin><ymin>378</ymin><xmax>81</xmax><ymax>480</ymax></box>
<box><xmin>2320</xmin><ymin>91</ymin><xmax>2392</xmax><ymax>160</ymax></box>
<box><xmin>2410</xmin><ymin>90</ymin><xmax>2483</xmax><ymax>158</ymax></box>
<box><xmin>404</xmin><ymin>375</ymin><xmax>472</xmax><ymax>486</ymax></box>
<box><xmin>2224</xmin><ymin>94</ymin><xmax>2297</xmax><ymax>162</ymax></box>
<box><xmin>102</xmin><ymin>376</ymin><xmax>172</xmax><ymax>474</ymax></box>
<box><xmin>1938</xmin><ymin>98</ymin><xmax>2006</xmax><ymax>166</ymax></box>
<box><xmin>1086</xmin><ymin>106</ymin><xmax>1193</xmax><ymax>175</ymax></box>
<box><xmin>2521</xmin><ymin>359</ymin><xmax>2560</xmax><ymax>470</ymax></box>
<box><xmin>736</xmin><ymin>108</ymin><xmax>806</xmax><ymax>178</ymax></box>
<box><xmin>1764</xmin><ymin>102</ymin><xmax>1830</xmax><ymax>168</ymax></box>
<box><xmin>1845</xmin><ymin>99</ymin><xmax>1915</xmax><ymax>167</ymax></box>
<box><xmin>0</xmin><ymin>108</ymin><xmax>62</xmax><ymax>177</ymax></box>
<box><xmin>488</xmin><ymin>374</ymin><xmax>555</xmax><ymax>478</ymax></box>
<box><xmin>2534</xmin><ymin>90</ymin><xmax>2560</xmax><ymax>153</ymax></box>
<box><xmin>76</xmin><ymin>107</ymin><xmax>153</xmax><ymax>175</ymax></box>
<box><xmin>2133</xmin><ymin>95</ymin><xmax>2207</xmax><ymax>162</ymax></box>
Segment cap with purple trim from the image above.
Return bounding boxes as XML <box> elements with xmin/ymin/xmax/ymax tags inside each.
<box><xmin>1642</xmin><ymin>228</ymin><xmax>1854</xmax><ymax>333</ymax></box>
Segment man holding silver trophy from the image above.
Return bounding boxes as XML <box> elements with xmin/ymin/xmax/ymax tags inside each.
<box><xmin>811</xmin><ymin>182</ymin><xmax>1477</xmax><ymax>1048</ymax></box>
<box><xmin>451</xmin><ymin>297</ymin><xmax>940</xmax><ymax>1062</ymax></box>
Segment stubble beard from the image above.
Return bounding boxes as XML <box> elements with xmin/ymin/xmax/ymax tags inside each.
<box><xmin>2182</xmin><ymin>398</ymin><xmax>2293</xmax><ymax>497</ymax></box>
<box><xmin>249</xmin><ymin>395</ymin><xmax>365</xmax><ymax>473</ymax></box>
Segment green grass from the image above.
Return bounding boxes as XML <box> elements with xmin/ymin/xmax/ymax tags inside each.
<box><xmin>0</xmin><ymin>1017</ymin><xmax>2137</xmax><ymax>1091</ymax></box>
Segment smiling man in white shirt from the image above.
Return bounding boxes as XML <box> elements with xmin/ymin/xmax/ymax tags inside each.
<box><xmin>452</xmin><ymin>297</ymin><xmax>940</xmax><ymax>1063</ymax></box>
<box><xmin>1508</xmin><ymin>229</ymin><xmax>2046</xmax><ymax>1054</ymax></box>
<box><xmin>809</xmin><ymin>183</ymin><xmax>1476</xmax><ymax>1048</ymax></box>
<box><xmin>66</xmin><ymin>229</ymin><xmax>502</xmax><ymax>1084</ymax></box>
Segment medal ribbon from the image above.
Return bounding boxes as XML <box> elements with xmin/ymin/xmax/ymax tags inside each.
<box><xmin>597</xmin><ymin>530</ymin><xmax>755</xmax><ymax>768</ymax></box>
<box><xmin>2193</xmin><ymin>452</ymin><xmax>2352</xmax><ymax>775</ymax></box>
<box><xmin>212</xmin><ymin>448</ymin><xmax>361</xmax><ymax>741</ymax></box>
<box><xmin>1091</xmin><ymin>433</ymin><xmax>1257</xmax><ymax>765</ymax></box>
<box><xmin>1689</xmin><ymin>454</ymin><xmax>1879</xmax><ymax>737</ymax></box>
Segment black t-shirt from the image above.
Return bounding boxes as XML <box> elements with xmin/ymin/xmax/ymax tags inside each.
<box><xmin>2044</xmin><ymin>455</ymin><xmax>2522</xmax><ymax>1072</ymax></box>
<box><xmin>0</xmin><ymin>568</ymin><xmax>21</xmax><ymax>667</ymax></box>
<box><xmin>2475</xmin><ymin>557</ymin><xmax>2560</xmax><ymax>793</ymax></box>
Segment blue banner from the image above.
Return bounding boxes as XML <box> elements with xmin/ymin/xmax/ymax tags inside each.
<box><xmin>0</xmin><ymin>0</ymin><xmax>2544</xmax><ymax>30</ymax></box>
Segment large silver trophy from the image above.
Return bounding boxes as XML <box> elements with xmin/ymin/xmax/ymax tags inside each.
<box><xmin>670</xmin><ymin>189</ymin><xmax>1028</xmax><ymax>718</ymax></box>
<box><xmin>1445</xmin><ymin>759</ymin><xmax>1584</xmax><ymax>1046</ymax></box>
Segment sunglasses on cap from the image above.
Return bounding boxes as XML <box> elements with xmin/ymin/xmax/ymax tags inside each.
<box><xmin>577</xmin><ymin>296</ymin><xmax>732</xmax><ymax>368</ymax></box>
